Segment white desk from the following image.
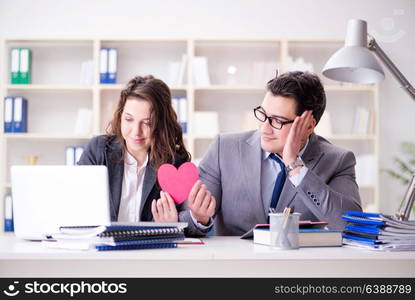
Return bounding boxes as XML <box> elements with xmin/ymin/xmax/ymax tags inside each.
<box><xmin>1</xmin><ymin>236</ymin><xmax>415</xmax><ymax>277</ymax></box>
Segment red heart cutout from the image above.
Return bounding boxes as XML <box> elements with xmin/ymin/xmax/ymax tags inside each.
<box><xmin>157</xmin><ymin>162</ymin><xmax>199</xmax><ymax>204</ymax></box>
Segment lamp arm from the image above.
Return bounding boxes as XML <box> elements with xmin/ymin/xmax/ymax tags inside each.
<box><xmin>368</xmin><ymin>36</ymin><xmax>415</xmax><ymax>101</ymax></box>
<box><xmin>395</xmin><ymin>174</ymin><xmax>415</xmax><ymax>221</ymax></box>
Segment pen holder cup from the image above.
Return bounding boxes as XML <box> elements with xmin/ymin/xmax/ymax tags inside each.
<box><xmin>269</xmin><ymin>212</ymin><xmax>301</xmax><ymax>250</ymax></box>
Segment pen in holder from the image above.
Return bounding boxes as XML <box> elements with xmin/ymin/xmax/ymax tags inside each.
<box><xmin>278</xmin><ymin>207</ymin><xmax>292</xmax><ymax>248</ymax></box>
<box><xmin>269</xmin><ymin>208</ymin><xmax>300</xmax><ymax>250</ymax></box>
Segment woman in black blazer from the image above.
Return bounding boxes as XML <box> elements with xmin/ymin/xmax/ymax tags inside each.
<box><xmin>78</xmin><ymin>75</ymin><xmax>190</xmax><ymax>222</ymax></box>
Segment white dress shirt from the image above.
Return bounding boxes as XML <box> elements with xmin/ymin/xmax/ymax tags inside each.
<box><xmin>194</xmin><ymin>139</ymin><xmax>310</xmax><ymax>230</ymax></box>
<box><xmin>117</xmin><ymin>151</ymin><xmax>148</xmax><ymax>222</ymax></box>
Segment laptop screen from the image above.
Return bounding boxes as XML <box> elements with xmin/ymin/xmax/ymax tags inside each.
<box><xmin>11</xmin><ymin>165</ymin><xmax>111</xmax><ymax>240</ymax></box>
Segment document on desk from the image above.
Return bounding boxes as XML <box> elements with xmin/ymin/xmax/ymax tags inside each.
<box><xmin>176</xmin><ymin>238</ymin><xmax>204</xmax><ymax>245</ymax></box>
<box><xmin>342</xmin><ymin>211</ymin><xmax>415</xmax><ymax>251</ymax></box>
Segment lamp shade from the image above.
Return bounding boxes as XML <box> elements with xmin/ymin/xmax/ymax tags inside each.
<box><xmin>322</xmin><ymin>19</ymin><xmax>385</xmax><ymax>84</ymax></box>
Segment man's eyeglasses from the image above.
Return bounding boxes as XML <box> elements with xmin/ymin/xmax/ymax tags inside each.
<box><xmin>253</xmin><ymin>106</ymin><xmax>294</xmax><ymax>130</ymax></box>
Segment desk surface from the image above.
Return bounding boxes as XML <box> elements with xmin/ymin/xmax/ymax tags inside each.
<box><xmin>1</xmin><ymin>236</ymin><xmax>415</xmax><ymax>277</ymax></box>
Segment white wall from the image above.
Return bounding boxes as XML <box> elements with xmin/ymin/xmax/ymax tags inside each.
<box><xmin>1</xmin><ymin>0</ymin><xmax>414</xmax><ymax>214</ymax></box>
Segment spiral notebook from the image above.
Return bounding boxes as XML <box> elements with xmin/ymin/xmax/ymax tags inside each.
<box><xmin>56</xmin><ymin>222</ymin><xmax>188</xmax><ymax>239</ymax></box>
<box><xmin>45</xmin><ymin>222</ymin><xmax>187</xmax><ymax>251</ymax></box>
<box><xmin>99</xmin><ymin>226</ymin><xmax>184</xmax><ymax>238</ymax></box>
<box><xmin>95</xmin><ymin>242</ymin><xmax>178</xmax><ymax>251</ymax></box>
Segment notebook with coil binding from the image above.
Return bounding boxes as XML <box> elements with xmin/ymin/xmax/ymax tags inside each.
<box><xmin>95</xmin><ymin>242</ymin><xmax>178</xmax><ymax>251</ymax></box>
<box><xmin>59</xmin><ymin>221</ymin><xmax>188</xmax><ymax>237</ymax></box>
<box><xmin>100</xmin><ymin>233</ymin><xmax>185</xmax><ymax>242</ymax></box>
<box><xmin>99</xmin><ymin>227</ymin><xmax>184</xmax><ymax>238</ymax></box>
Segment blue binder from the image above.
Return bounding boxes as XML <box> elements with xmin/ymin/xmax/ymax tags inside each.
<box><xmin>344</xmin><ymin>211</ymin><xmax>381</xmax><ymax>218</ymax></box>
<box><xmin>107</xmin><ymin>48</ymin><xmax>117</xmax><ymax>84</ymax></box>
<box><xmin>99</xmin><ymin>48</ymin><xmax>109</xmax><ymax>84</ymax></box>
<box><xmin>4</xmin><ymin>194</ymin><xmax>14</xmax><ymax>232</ymax></box>
<box><xmin>179</xmin><ymin>97</ymin><xmax>187</xmax><ymax>133</ymax></box>
<box><xmin>12</xmin><ymin>97</ymin><xmax>28</xmax><ymax>133</ymax></box>
<box><xmin>342</xmin><ymin>211</ymin><xmax>385</xmax><ymax>226</ymax></box>
<box><xmin>100</xmin><ymin>48</ymin><xmax>117</xmax><ymax>84</ymax></box>
<box><xmin>342</xmin><ymin>233</ymin><xmax>381</xmax><ymax>245</ymax></box>
<box><xmin>344</xmin><ymin>225</ymin><xmax>381</xmax><ymax>235</ymax></box>
<box><xmin>3</xmin><ymin>97</ymin><xmax>14</xmax><ymax>133</ymax></box>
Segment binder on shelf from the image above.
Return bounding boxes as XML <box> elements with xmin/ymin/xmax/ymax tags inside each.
<box><xmin>12</xmin><ymin>97</ymin><xmax>28</xmax><ymax>133</ymax></box>
<box><xmin>355</xmin><ymin>154</ymin><xmax>375</xmax><ymax>186</ymax></box>
<box><xmin>171</xmin><ymin>96</ymin><xmax>186</xmax><ymax>132</ymax></box>
<box><xmin>314</xmin><ymin>111</ymin><xmax>332</xmax><ymax>137</ymax></box>
<box><xmin>4</xmin><ymin>194</ymin><xmax>14</xmax><ymax>232</ymax></box>
<box><xmin>100</xmin><ymin>48</ymin><xmax>117</xmax><ymax>84</ymax></box>
<box><xmin>10</xmin><ymin>48</ymin><xmax>20</xmax><ymax>84</ymax></box>
<box><xmin>192</xmin><ymin>56</ymin><xmax>210</xmax><ymax>86</ymax></box>
<box><xmin>3</xmin><ymin>97</ymin><xmax>14</xmax><ymax>133</ymax></box>
<box><xmin>351</xmin><ymin>107</ymin><xmax>371</xmax><ymax>135</ymax></box>
<box><xmin>166</xmin><ymin>55</ymin><xmax>186</xmax><ymax>87</ymax></box>
<box><xmin>107</xmin><ymin>48</ymin><xmax>117</xmax><ymax>84</ymax></box>
<box><xmin>65</xmin><ymin>146</ymin><xmax>76</xmax><ymax>165</ymax></box>
<box><xmin>167</xmin><ymin>61</ymin><xmax>181</xmax><ymax>86</ymax></box>
<box><xmin>193</xmin><ymin>111</ymin><xmax>218</xmax><ymax>137</ymax></box>
<box><xmin>19</xmin><ymin>48</ymin><xmax>32</xmax><ymax>84</ymax></box>
<box><xmin>75</xmin><ymin>146</ymin><xmax>85</xmax><ymax>164</ymax></box>
<box><xmin>80</xmin><ymin>60</ymin><xmax>94</xmax><ymax>85</ymax></box>
<box><xmin>74</xmin><ymin>108</ymin><xmax>92</xmax><ymax>135</ymax></box>
<box><xmin>179</xmin><ymin>97</ymin><xmax>187</xmax><ymax>133</ymax></box>
<box><xmin>172</xmin><ymin>97</ymin><xmax>180</xmax><ymax>119</ymax></box>
<box><xmin>284</xmin><ymin>56</ymin><xmax>314</xmax><ymax>73</ymax></box>
<box><xmin>66</xmin><ymin>146</ymin><xmax>85</xmax><ymax>165</ymax></box>
<box><xmin>99</xmin><ymin>48</ymin><xmax>108</xmax><ymax>83</ymax></box>
<box><xmin>241</xmin><ymin>110</ymin><xmax>258</xmax><ymax>132</ymax></box>
<box><xmin>177</xmin><ymin>54</ymin><xmax>187</xmax><ymax>86</ymax></box>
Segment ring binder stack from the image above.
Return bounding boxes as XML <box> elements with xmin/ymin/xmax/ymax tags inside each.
<box><xmin>342</xmin><ymin>211</ymin><xmax>415</xmax><ymax>251</ymax></box>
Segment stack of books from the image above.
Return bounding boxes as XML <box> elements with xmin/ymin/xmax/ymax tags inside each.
<box><xmin>342</xmin><ymin>211</ymin><xmax>415</xmax><ymax>251</ymax></box>
<box><xmin>42</xmin><ymin>222</ymin><xmax>187</xmax><ymax>251</ymax></box>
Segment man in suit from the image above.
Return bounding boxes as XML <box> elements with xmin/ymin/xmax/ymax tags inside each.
<box><xmin>184</xmin><ymin>71</ymin><xmax>362</xmax><ymax>236</ymax></box>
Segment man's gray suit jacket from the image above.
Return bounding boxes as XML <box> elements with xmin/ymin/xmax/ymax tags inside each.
<box><xmin>188</xmin><ymin>130</ymin><xmax>362</xmax><ymax>236</ymax></box>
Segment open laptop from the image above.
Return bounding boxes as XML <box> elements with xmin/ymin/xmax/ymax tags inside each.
<box><xmin>11</xmin><ymin>165</ymin><xmax>111</xmax><ymax>240</ymax></box>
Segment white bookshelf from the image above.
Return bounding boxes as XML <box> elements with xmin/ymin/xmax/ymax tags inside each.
<box><xmin>6</xmin><ymin>84</ymin><xmax>93</xmax><ymax>91</ymax></box>
<box><xmin>0</xmin><ymin>38</ymin><xmax>380</xmax><ymax>233</ymax></box>
<box><xmin>3</xmin><ymin>133</ymin><xmax>93</xmax><ymax>140</ymax></box>
<box><xmin>194</xmin><ymin>85</ymin><xmax>266</xmax><ymax>91</ymax></box>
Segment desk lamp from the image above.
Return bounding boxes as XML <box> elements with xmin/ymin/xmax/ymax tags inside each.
<box><xmin>322</xmin><ymin>19</ymin><xmax>415</xmax><ymax>220</ymax></box>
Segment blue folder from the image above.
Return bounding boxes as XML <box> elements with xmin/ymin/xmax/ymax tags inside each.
<box><xmin>344</xmin><ymin>225</ymin><xmax>382</xmax><ymax>235</ymax></box>
<box><xmin>342</xmin><ymin>215</ymin><xmax>384</xmax><ymax>226</ymax></box>
<box><xmin>342</xmin><ymin>233</ymin><xmax>382</xmax><ymax>245</ymax></box>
